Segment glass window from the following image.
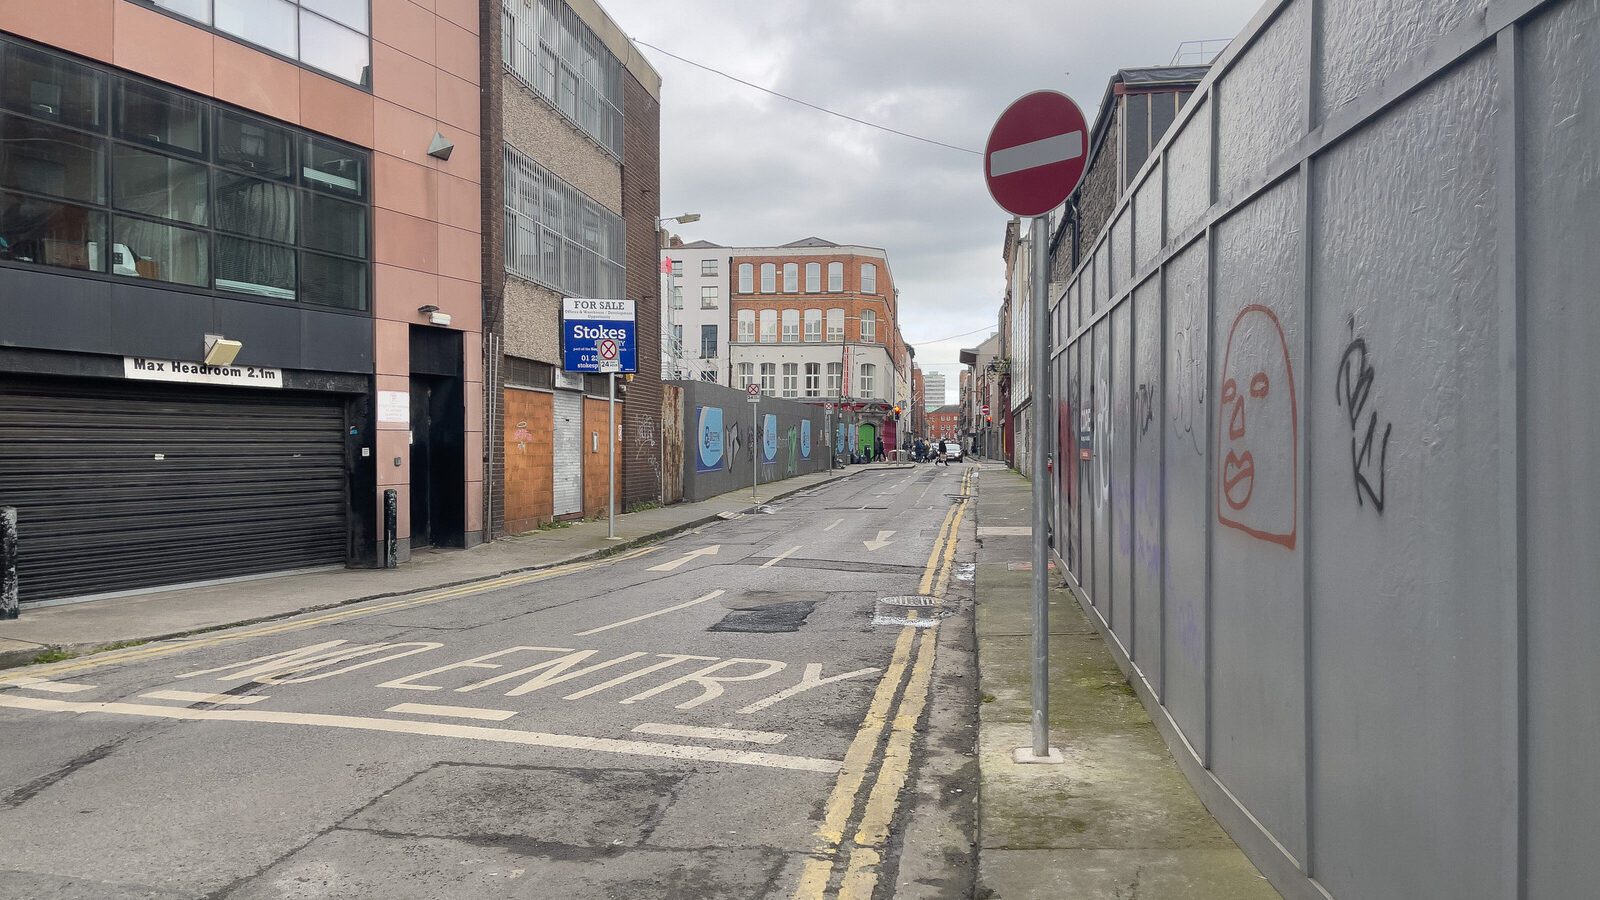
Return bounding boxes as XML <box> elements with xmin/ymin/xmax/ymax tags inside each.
<box><xmin>0</xmin><ymin>36</ymin><xmax>370</xmax><ymax>309</ymax></box>
<box><xmin>862</xmin><ymin>263</ymin><xmax>877</xmax><ymax>293</ymax></box>
<box><xmin>783</xmin><ymin>262</ymin><xmax>798</xmax><ymax>292</ymax></box>
<box><xmin>826</xmin><ymin>362</ymin><xmax>842</xmax><ymax>396</ymax></box>
<box><xmin>670</xmin><ymin>285</ymin><xmax>682</xmax><ymax>309</ymax></box>
<box><xmin>701</xmin><ymin>286</ymin><xmax>718</xmax><ymax>308</ymax></box>
<box><xmin>827</xmin><ymin>308</ymin><xmax>844</xmax><ymax>342</ymax></box>
<box><xmin>301</xmin><ymin>136</ymin><xmax>366</xmax><ymax>199</ymax></box>
<box><xmin>216</xmin><ymin>236</ymin><xmax>295</xmax><ymax>299</ymax></box>
<box><xmin>759</xmin><ymin>362</ymin><xmax>776</xmax><ymax>395</ymax></box>
<box><xmin>112</xmin><ymin>216</ymin><xmax>208</xmax><ymax>286</ymax></box>
<box><xmin>505</xmin><ymin>0</ymin><xmax>623</xmax><ymax>156</ymax></box>
<box><xmin>781</xmin><ymin>309</ymin><xmax>799</xmax><ymax>342</ymax></box>
<box><xmin>759</xmin><ymin>309</ymin><xmax>776</xmax><ymax>343</ymax></box>
<box><xmin>299</xmin><ymin>251</ymin><xmax>365</xmax><ymax>309</ymax></box>
<box><xmin>151</xmin><ymin>0</ymin><xmax>211</xmax><ymax>24</ymax></box>
<box><xmin>216</xmin><ymin>111</ymin><xmax>292</xmax><ymax>179</ymax></box>
<box><xmin>301</xmin><ymin>0</ymin><xmax>368</xmax><ymax>32</ymax></box>
<box><xmin>860</xmin><ymin>364</ymin><xmax>876</xmax><ymax>398</ymax></box>
<box><xmin>215</xmin><ymin>0</ymin><xmax>298</xmax><ymax>58</ymax></box>
<box><xmin>701</xmin><ymin>258</ymin><xmax>717</xmax><ymax>276</ymax></box>
<box><xmin>670</xmin><ymin>258</ymin><xmax>682</xmax><ymax>276</ymax></box>
<box><xmin>1</xmin><ymin>45</ymin><xmax>103</xmax><ymax>131</ymax></box>
<box><xmin>827</xmin><ymin>261</ymin><xmax>843</xmax><ymax>291</ymax></box>
<box><xmin>760</xmin><ymin>262</ymin><xmax>775</xmax><ymax>292</ymax></box>
<box><xmin>804</xmin><ymin>363</ymin><xmax>821</xmax><ymax>397</ymax></box>
<box><xmin>0</xmin><ymin>115</ymin><xmax>104</xmax><ymax>205</ymax></box>
<box><xmin>738</xmin><ymin>263</ymin><xmax>752</xmax><ymax>293</ymax></box>
<box><xmin>215</xmin><ymin>172</ymin><xmax>295</xmax><ymax>243</ymax></box>
<box><xmin>804</xmin><ymin>309</ymin><xmax>821</xmax><ymax>342</ymax></box>
<box><xmin>301</xmin><ymin>192</ymin><xmax>364</xmax><ymax>257</ymax></box>
<box><xmin>700</xmin><ymin>369</ymin><xmax>717</xmax><ymax>383</ymax></box>
<box><xmin>0</xmin><ymin>192</ymin><xmax>105</xmax><ymax>272</ymax></box>
<box><xmin>115</xmin><ymin>82</ymin><xmax>206</xmax><ymax>158</ymax></box>
<box><xmin>700</xmin><ymin>324</ymin><xmax>717</xmax><ymax>359</ymax></box>
<box><xmin>299</xmin><ymin>11</ymin><xmax>371</xmax><ymax>88</ymax></box>
<box><xmin>782</xmin><ymin>363</ymin><xmax>798</xmax><ymax>398</ymax></box>
<box><xmin>111</xmin><ymin>146</ymin><xmax>208</xmax><ymax>225</ymax></box>
<box><xmin>806</xmin><ymin>262</ymin><xmax>820</xmax><ymax>292</ymax></box>
<box><xmin>737</xmin><ymin>362</ymin><xmax>755</xmax><ymax>391</ymax></box>
<box><xmin>737</xmin><ymin>310</ymin><xmax>754</xmax><ymax>342</ymax></box>
<box><xmin>861</xmin><ymin>310</ymin><xmax>877</xmax><ymax>341</ymax></box>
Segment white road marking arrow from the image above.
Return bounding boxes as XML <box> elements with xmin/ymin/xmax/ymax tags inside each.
<box><xmin>646</xmin><ymin>545</ymin><xmax>721</xmax><ymax>572</ymax></box>
<box><xmin>863</xmin><ymin>530</ymin><xmax>896</xmax><ymax>552</ymax></box>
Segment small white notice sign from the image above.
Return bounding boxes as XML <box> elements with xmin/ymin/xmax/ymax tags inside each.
<box><xmin>124</xmin><ymin>357</ymin><xmax>282</xmax><ymax>388</ymax></box>
<box><xmin>378</xmin><ymin>391</ymin><xmax>410</xmax><ymax>424</ymax></box>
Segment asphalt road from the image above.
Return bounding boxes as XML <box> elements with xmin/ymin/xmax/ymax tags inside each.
<box><xmin>0</xmin><ymin>464</ymin><xmax>979</xmax><ymax>900</ymax></box>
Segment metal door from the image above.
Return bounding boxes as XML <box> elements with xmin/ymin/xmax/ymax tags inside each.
<box><xmin>551</xmin><ymin>389</ymin><xmax>582</xmax><ymax>516</ymax></box>
<box><xmin>0</xmin><ymin>377</ymin><xmax>347</xmax><ymax>604</ymax></box>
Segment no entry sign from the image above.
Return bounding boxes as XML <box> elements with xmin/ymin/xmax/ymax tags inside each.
<box><xmin>985</xmin><ymin>91</ymin><xmax>1089</xmax><ymax>218</ymax></box>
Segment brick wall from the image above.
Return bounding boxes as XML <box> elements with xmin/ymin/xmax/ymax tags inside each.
<box><xmin>503</xmin><ymin>388</ymin><xmax>554</xmax><ymax>533</ymax></box>
<box><xmin>620</xmin><ymin>70</ymin><xmax>663</xmax><ymax>508</ymax></box>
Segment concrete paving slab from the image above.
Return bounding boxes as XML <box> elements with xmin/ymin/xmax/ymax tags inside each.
<box><xmin>980</xmin><ymin>848</ymin><xmax>1282</xmax><ymax>900</ymax></box>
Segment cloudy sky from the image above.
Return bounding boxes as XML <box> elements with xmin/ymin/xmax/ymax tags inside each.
<box><xmin>605</xmin><ymin>0</ymin><xmax>1263</xmax><ymax>403</ymax></box>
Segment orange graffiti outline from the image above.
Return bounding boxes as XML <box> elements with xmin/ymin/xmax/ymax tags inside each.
<box><xmin>1215</xmin><ymin>303</ymin><xmax>1298</xmax><ymax>550</ymax></box>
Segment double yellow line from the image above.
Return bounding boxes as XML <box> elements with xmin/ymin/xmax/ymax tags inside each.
<box><xmin>794</xmin><ymin>467</ymin><xmax>972</xmax><ymax>899</ymax></box>
<box><xmin>1</xmin><ymin>546</ymin><xmax>660</xmax><ymax>682</ymax></box>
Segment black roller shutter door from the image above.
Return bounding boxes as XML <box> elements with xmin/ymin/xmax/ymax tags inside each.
<box><xmin>0</xmin><ymin>378</ymin><xmax>348</xmax><ymax>604</ymax></box>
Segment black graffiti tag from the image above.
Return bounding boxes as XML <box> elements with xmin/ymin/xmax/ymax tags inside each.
<box><xmin>1334</xmin><ymin>320</ymin><xmax>1392</xmax><ymax>513</ymax></box>
<box><xmin>1135</xmin><ymin>383</ymin><xmax>1157</xmax><ymax>438</ymax></box>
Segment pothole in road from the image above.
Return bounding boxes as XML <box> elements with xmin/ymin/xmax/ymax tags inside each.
<box><xmin>709</xmin><ymin>599</ymin><xmax>819</xmax><ymax>633</ymax></box>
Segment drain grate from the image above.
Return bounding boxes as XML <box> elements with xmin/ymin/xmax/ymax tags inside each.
<box><xmin>879</xmin><ymin>594</ymin><xmax>936</xmax><ymax>607</ymax></box>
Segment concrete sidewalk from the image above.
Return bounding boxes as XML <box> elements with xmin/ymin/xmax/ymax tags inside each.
<box><xmin>0</xmin><ymin>464</ymin><xmax>912</xmax><ymax>669</ymax></box>
<box><xmin>971</xmin><ymin>466</ymin><xmax>1280</xmax><ymax>899</ymax></box>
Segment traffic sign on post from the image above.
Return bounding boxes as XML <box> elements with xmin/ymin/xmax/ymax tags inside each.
<box><xmin>984</xmin><ymin>90</ymin><xmax>1089</xmax><ymax>218</ymax></box>
<box><xmin>746</xmin><ymin>383</ymin><xmax>760</xmax><ymax>402</ymax></box>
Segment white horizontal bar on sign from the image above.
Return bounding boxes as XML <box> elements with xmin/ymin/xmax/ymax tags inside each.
<box><xmin>633</xmin><ymin>722</ymin><xmax>787</xmax><ymax>745</ymax></box>
<box><xmin>988</xmin><ymin>131</ymin><xmax>1084</xmax><ymax>178</ymax></box>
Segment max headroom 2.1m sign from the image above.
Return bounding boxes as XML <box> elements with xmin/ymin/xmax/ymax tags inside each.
<box><xmin>124</xmin><ymin>357</ymin><xmax>283</xmax><ymax>388</ymax></box>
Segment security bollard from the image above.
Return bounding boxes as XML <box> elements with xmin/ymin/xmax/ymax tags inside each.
<box><xmin>1</xmin><ymin>506</ymin><xmax>18</xmax><ymax>619</ymax></box>
<box><xmin>384</xmin><ymin>490</ymin><xmax>398</xmax><ymax>569</ymax></box>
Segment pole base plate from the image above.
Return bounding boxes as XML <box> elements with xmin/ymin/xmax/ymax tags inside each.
<box><xmin>1012</xmin><ymin>746</ymin><xmax>1065</xmax><ymax>765</ymax></box>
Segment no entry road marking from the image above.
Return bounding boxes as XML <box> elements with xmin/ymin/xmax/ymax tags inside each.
<box><xmin>573</xmin><ymin>589</ymin><xmax>726</xmax><ymax>637</ymax></box>
<box><xmin>0</xmin><ymin>694</ymin><xmax>837</xmax><ymax>773</ymax></box>
<box><xmin>633</xmin><ymin>722</ymin><xmax>786</xmax><ymax>745</ymax></box>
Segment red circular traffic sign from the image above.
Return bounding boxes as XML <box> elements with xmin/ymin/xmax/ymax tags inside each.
<box><xmin>747</xmin><ymin>382</ymin><xmax>760</xmax><ymax>397</ymax></box>
<box><xmin>984</xmin><ymin>90</ymin><xmax>1089</xmax><ymax>218</ymax></box>
<box><xmin>598</xmin><ymin>338</ymin><xmax>618</xmax><ymax>360</ymax></box>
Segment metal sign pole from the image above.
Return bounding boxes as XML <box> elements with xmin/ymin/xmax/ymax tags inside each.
<box><xmin>607</xmin><ymin>372</ymin><xmax>617</xmax><ymax>539</ymax></box>
<box><xmin>752</xmin><ymin>396</ymin><xmax>760</xmax><ymax>500</ymax></box>
<box><xmin>1027</xmin><ymin>214</ymin><xmax>1060</xmax><ymax>762</ymax></box>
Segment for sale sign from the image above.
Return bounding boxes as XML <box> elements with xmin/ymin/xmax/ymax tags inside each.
<box><xmin>562</xmin><ymin>298</ymin><xmax>636</xmax><ymax>374</ymax></box>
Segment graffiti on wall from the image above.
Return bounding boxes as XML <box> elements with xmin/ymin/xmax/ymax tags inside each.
<box><xmin>785</xmin><ymin>426</ymin><xmax>799</xmax><ymax>476</ymax></box>
<box><xmin>1170</xmin><ymin>325</ymin><xmax>1206</xmax><ymax>456</ymax></box>
<box><xmin>1216</xmin><ymin>304</ymin><xmax>1298</xmax><ymax>549</ymax></box>
<box><xmin>1334</xmin><ymin>318</ymin><xmax>1393</xmax><ymax>514</ymax></box>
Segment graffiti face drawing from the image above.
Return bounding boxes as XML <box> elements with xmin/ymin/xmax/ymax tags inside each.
<box><xmin>1216</xmin><ymin>304</ymin><xmax>1297</xmax><ymax>549</ymax></box>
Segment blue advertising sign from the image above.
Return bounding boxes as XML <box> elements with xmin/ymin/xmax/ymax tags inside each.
<box><xmin>561</xmin><ymin>298</ymin><xmax>636</xmax><ymax>373</ymax></box>
<box><xmin>761</xmin><ymin>414</ymin><xmax>778</xmax><ymax>464</ymax></box>
<box><xmin>800</xmin><ymin>420</ymin><xmax>812</xmax><ymax>458</ymax></box>
<box><xmin>695</xmin><ymin>406</ymin><xmax>724</xmax><ymax>473</ymax></box>
<box><xmin>836</xmin><ymin>423</ymin><xmax>846</xmax><ymax>454</ymax></box>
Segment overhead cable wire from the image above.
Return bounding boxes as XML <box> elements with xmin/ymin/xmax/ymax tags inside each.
<box><xmin>631</xmin><ymin>38</ymin><xmax>982</xmax><ymax>156</ymax></box>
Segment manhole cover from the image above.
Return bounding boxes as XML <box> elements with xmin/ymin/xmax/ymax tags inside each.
<box><xmin>880</xmin><ymin>595</ymin><xmax>937</xmax><ymax>607</ymax></box>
